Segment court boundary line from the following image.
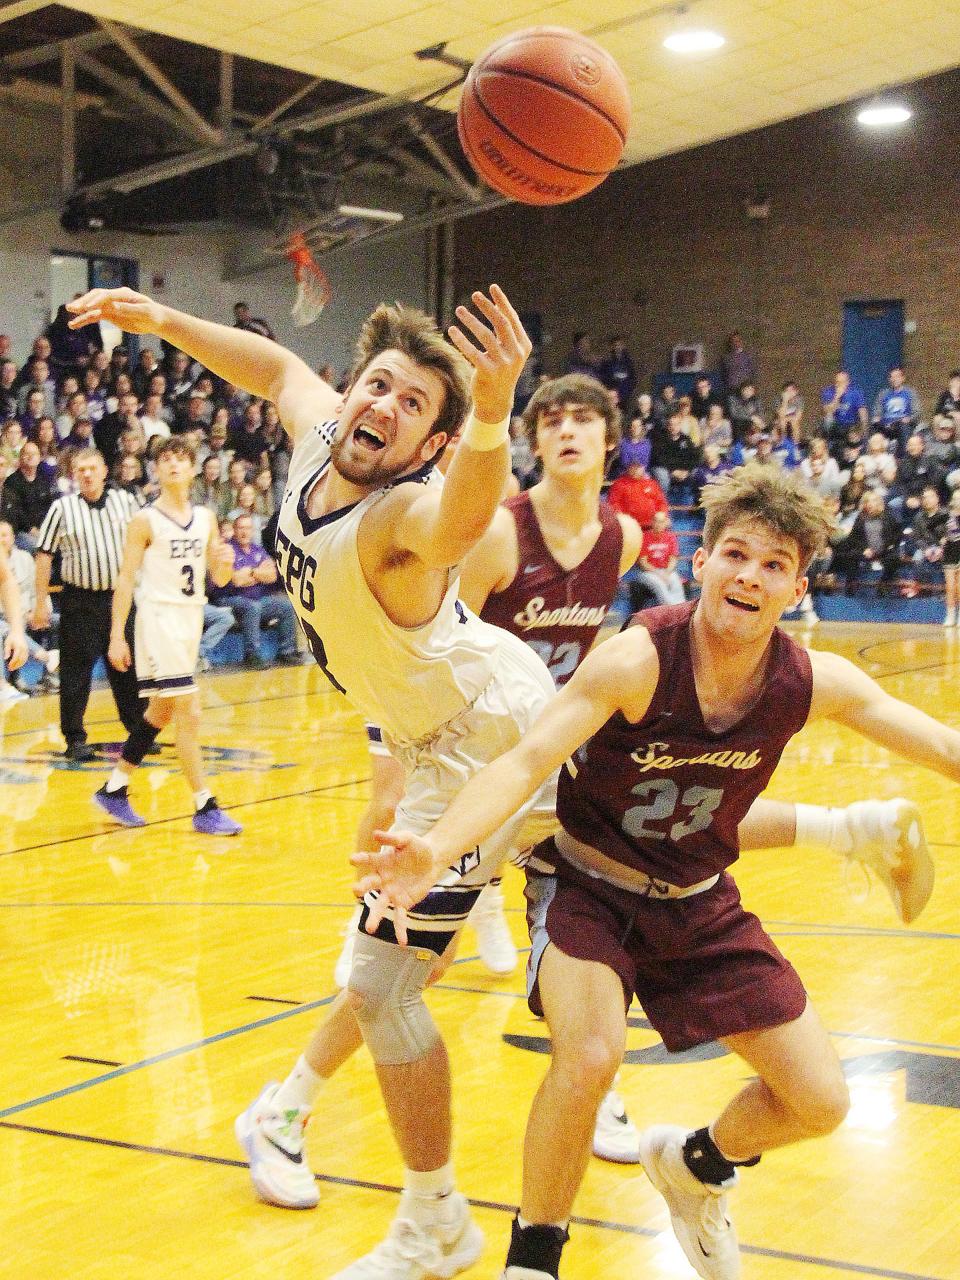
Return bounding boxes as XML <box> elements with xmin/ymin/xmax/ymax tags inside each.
<box><xmin>0</xmin><ymin>1118</ymin><xmax>945</xmax><ymax>1280</ymax></box>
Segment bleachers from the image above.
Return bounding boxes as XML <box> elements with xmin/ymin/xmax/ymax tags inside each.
<box><xmin>662</xmin><ymin>497</ymin><xmax>949</xmax><ymax>624</ymax></box>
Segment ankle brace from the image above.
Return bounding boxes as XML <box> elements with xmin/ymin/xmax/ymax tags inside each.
<box><xmin>121</xmin><ymin>719</ymin><xmax>161</xmax><ymax>766</ymax></box>
<box><xmin>683</xmin><ymin>1127</ymin><xmax>760</xmax><ymax>1186</ymax></box>
<box><xmin>505</xmin><ymin>1214</ymin><xmax>569</xmax><ymax>1278</ymax></box>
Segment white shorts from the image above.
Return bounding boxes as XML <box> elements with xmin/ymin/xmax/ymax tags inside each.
<box><xmin>367</xmin><ymin>632</ymin><xmax>558</xmax><ymax>940</ymax></box>
<box><xmin>134</xmin><ymin>602</ymin><xmax>202</xmax><ymax>698</ymax></box>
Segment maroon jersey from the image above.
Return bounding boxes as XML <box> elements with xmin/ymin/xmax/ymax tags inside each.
<box><xmin>480</xmin><ymin>491</ymin><xmax>623</xmax><ymax>687</ymax></box>
<box><xmin>556</xmin><ymin>602</ymin><xmax>813</xmax><ymax>886</ymax></box>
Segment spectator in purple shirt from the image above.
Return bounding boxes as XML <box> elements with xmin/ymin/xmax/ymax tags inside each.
<box><xmin>218</xmin><ymin>514</ymin><xmax>300</xmax><ymax>669</ymax></box>
<box><xmin>617</xmin><ymin>414</ymin><xmax>651</xmax><ymax>473</ymax></box>
<box><xmin>47</xmin><ymin>301</ymin><xmax>102</xmax><ymax>378</ymax></box>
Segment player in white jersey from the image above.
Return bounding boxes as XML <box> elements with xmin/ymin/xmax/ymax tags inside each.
<box><xmin>67</xmin><ymin>280</ymin><xmax>553</xmax><ymax>1280</ymax></box>
<box><xmin>93</xmin><ymin>437</ymin><xmax>241</xmax><ymax>836</ymax></box>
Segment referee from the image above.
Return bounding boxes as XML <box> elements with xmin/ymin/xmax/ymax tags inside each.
<box><xmin>32</xmin><ymin>447</ymin><xmax>145</xmax><ymax>761</ymax></box>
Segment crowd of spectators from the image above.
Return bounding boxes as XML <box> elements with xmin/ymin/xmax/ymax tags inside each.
<box><xmin>5</xmin><ymin>305</ymin><xmax>960</xmax><ymax>704</ymax></box>
<box><xmin>0</xmin><ymin>300</ymin><xmax>307</xmax><ymax>700</ymax></box>
<box><xmin>508</xmin><ymin>330</ymin><xmax>960</xmax><ymax>625</ymax></box>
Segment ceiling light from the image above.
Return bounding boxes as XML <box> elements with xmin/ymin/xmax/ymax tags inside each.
<box><xmin>663</xmin><ymin>30</ymin><xmax>725</xmax><ymax>53</ymax></box>
<box><xmin>857</xmin><ymin>102</ymin><xmax>912</xmax><ymax>127</ymax></box>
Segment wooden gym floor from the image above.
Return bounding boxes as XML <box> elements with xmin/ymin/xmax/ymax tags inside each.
<box><xmin>1</xmin><ymin>620</ymin><xmax>958</xmax><ymax>1280</ymax></box>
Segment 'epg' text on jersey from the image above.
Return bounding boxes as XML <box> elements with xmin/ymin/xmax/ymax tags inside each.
<box><xmin>274</xmin><ymin>527</ymin><xmax>317</xmax><ymax>611</ymax></box>
<box><xmin>169</xmin><ymin>537</ymin><xmax>203</xmax><ymax>560</ymax></box>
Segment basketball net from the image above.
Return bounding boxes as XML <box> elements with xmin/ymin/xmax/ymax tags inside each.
<box><xmin>285</xmin><ymin>232</ymin><xmax>332</xmax><ymax>327</ymax></box>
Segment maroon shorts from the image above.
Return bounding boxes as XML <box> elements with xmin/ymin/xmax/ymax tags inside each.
<box><xmin>525</xmin><ymin>853</ymin><xmax>807</xmax><ymax>1053</ymax></box>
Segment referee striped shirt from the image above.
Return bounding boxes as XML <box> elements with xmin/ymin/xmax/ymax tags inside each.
<box><xmin>36</xmin><ymin>487</ymin><xmax>141</xmax><ymax>591</ymax></box>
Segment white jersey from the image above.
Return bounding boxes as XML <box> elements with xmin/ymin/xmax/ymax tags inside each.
<box><xmin>136</xmin><ymin>503</ymin><xmax>214</xmax><ymax>609</ymax></box>
<box><xmin>275</xmin><ymin>420</ymin><xmax>536</xmax><ymax>745</ymax></box>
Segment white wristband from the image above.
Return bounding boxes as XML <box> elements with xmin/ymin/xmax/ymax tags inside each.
<box><xmin>461</xmin><ymin>410</ymin><xmax>510</xmax><ymax>452</ymax></box>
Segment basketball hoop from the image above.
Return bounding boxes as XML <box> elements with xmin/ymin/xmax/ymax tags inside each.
<box><xmin>285</xmin><ymin>232</ymin><xmax>332</xmax><ymax>327</ymax></box>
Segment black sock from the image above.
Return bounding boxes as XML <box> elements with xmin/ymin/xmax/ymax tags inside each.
<box><xmin>682</xmin><ymin>1127</ymin><xmax>760</xmax><ymax>1186</ymax></box>
<box><xmin>505</xmin><ymin>1214</ymin><xmax>569</xmax><ymax>1278</ymax></box>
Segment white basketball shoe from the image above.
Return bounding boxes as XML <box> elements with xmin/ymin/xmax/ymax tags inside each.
<box><xmin>332</xmin><ymin>1191</ymin><xmax>483</xmax><ymax>1280</ymax></box>
<box><xmin>592</xmin><ymin>1083</ymin><xmax>641</xmax><ymax>1163</ymax></box>
<box><xmin>234</xmin><ymin>1082</ymin><xmax>319</xmax><ymax>1209</ymax></box>
<box><xmin>843</xmin><ymin>798</ymin><xmax>934</xmax><ymax>924</ymax></box>
<box><xmin>469</xmin><ymin>883</ymin><xmax>518</xmax><ymax>975</ymax></box>
<box><xmin>639</xmin><ymin>1125</ymin><xmax>740</xmax><ymax>1280</ymax></box>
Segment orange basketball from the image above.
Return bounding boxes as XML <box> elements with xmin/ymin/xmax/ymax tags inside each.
<box><xmin>457</xmin><ymin>27</ymin><xmax>631</xmax><ymax>206</ymax></box>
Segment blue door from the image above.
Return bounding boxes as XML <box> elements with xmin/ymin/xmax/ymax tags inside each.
<box><xmin>842</xmin><ymin>300</ymin><xmax>904</xmax><ymax>414</ymax></box>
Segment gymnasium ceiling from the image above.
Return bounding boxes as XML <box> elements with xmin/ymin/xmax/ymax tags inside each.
<box><xmin>0</xmin><ymin>0</ymin><xmax>956</xmax><ymax>250</ymax></box>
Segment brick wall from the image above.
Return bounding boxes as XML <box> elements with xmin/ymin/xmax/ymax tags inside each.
<box><xmin>452</xmin><ymin>67</ymin><xmax>960</xmax><ymax>426</ymax></box>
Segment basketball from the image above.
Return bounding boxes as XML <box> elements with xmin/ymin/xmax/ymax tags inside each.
<box><xmin>457</xmin><ymin>27</ymin><xmax>631</xmax><ymax>206</ymax></box>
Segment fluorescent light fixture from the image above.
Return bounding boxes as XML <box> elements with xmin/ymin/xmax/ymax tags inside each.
<box><xmin>857</xmin><ymin>102</ymin><xmax>912</xmax><ymax>126</ymax></box>
<box><xmin>337</xmin><ymin>204</ymin><xmax>404</xmax><ymax>224</ymax></box>
<box><xmin>663</xmin><ymin>29</ymin><xmax>725</xmax><ymax>53</ymax></box>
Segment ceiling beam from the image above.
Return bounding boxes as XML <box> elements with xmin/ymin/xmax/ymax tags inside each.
<box><xmin>271</xmin><ymin>74</ymin><xmax>452</xmax><ymax>139</ymax></box>
<box><xmin>252</xmin><ymin>77</ymin><xmax>323</xmax><ymax>134</ymax></box>
<box><xmin>4</xmin><ymin>29</ymin><xmax>114</xmax><ymax>72</ymax></box>
<box><xmin>403</xmin><ymin>114</ymin><xmax>481</xmax><ymax>201</ymax></box>
<box><xmin>96</xmin><ymin>18</ymin><xmax>221</xmax><ymax>145</ymax></box>
<box><xmin>76</xmin><ymin>53</ymin><xmax>206</xmax><ymax>142</ymax></box>
<box><xmin>80</xmin><ymin>136</ymin><xmax>257</xmax><ymax>197</ymax></box>
<box><xmin>0</xmin><ymin>0</ymin><xmax>50</xmax><ymax>26</ymax></box>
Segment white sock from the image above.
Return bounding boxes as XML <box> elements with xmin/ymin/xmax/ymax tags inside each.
<box><xmin>272</xmin><ymin>1055</ymin><xmax>323</xmax><ymax>1111</ymax></box>
<box><xmin>194</xmin><ymin>789</ymin><xmax>213</xmax><ymax>811</ymax></box>
<box><xmin>517</xmin><ymin>1212</ymin><xmax>569</xmax><ymax>1232</ymax></box>
<box><xmin>404</xmin><ymin>1161</ymin><xmax>455</xmax><ymax>1201</ymax></box>
<box><xmin>106</xmin><ymin>768</ymin><xmax>129</xmax><ymax>793</ymax></box>
<box><xmin>794</xmin><ymin>803</ymin><xmax>852</xmax><ymax>855</ymax></box>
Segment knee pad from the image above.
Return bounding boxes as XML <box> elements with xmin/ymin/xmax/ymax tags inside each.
<box><xmin>121</xmin><ymin>718</ymin><xmax>161</xmax><ymax>766</ymax></box>
<box><xmin>346</xmin><ymin>931</ymin><xmax>440</xmax><ymax>1064</ymax></box>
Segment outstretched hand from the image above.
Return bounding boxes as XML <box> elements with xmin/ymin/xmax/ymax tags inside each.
<box><xmin>350</xmin><ymin>829</ymin><xmax>442</xmax><ymax>945</ymax></box>
<box><xmin>448</xmin><ymin>284</ymin><xmax>531</xmax><ymax>425</ymax></box>
<box><xmin>67</xmin><ymin>287</ymin><xmax>165</xmax><ymax>336</ymax></box>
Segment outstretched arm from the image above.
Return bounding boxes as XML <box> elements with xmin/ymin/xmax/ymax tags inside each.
<box><xmin>67</xmin><ymin>288</ymin><xmax>339</xmax><ymax>444</ymax></box>
<box><xmin>394</xmin><ymin>286</ymin><xmax>531</xmax><ymax>569</ymax></box>
<box><xmin>808</xmin><ymin>649</ymin><xmax>960</xmax><ymax>781</ymax></box>
<box><xmin>354</xmin><ymin>628</ymin><xmax>658</xmax><ymax>940</ymax></box>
